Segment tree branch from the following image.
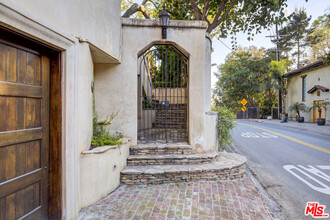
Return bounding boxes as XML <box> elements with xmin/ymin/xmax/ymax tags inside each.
<box><xmin>189</xmin><ymin>0</ymin><xmax>202</xmax><ymax>20</ymax></box>
<box><xmin>122</xmin><ymin>3</ymin><xmax>151</xmax><ymax>19</ymax></box>
<box><xmin>138</xmin><ymin>4</ymin><xmax>151</xmax><ymax>19</ymax></box>
<box><xmin>205</xmin><ymin>17</ymin><xmax>211</xmax><ymax>26</ymax></box>
<box><xmin>206</xmin><ymin>0</ymin><xmax>238</xmax><ymax>33</ymax></box>
<box><xmin>142</xmin><ymin>0</ymin><xmax>157</xmax><ymax>8</ymax></box>
<box><xmin>201</xmin><ymin>0</ymin><xmax>211</xmax><ymax>20</ymax></box>
<box><xmin>213</xmin><ymin>0</ymin><xmax>228</xmax><ymax>23</ymax></box>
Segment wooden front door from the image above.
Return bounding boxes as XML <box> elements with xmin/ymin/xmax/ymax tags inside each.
<box><xmin>313</xmin><ymin>100</ymin><xmax>325</xmax><ymax>122</ymax></box>
<box><xmin>0</xmin><ymin>29</ymin><xmax>50</xmax><ymax>219</ymax></box>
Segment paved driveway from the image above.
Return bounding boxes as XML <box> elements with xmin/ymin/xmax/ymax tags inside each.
<box><xmin>78</xmin><ymin>176</ymin><xmax>272</xmax><ymax>220</ymax></box>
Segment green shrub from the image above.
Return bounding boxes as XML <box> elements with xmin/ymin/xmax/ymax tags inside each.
<box><xmin>213</xmin><ymin>106</ymin><xmax>237</xmax><ymax>150</ymax></box>
<box><xmin>260</xmin><ymin>108</ymin><xmax>271</xmax><ymax>118</ymax></box>
<box><xmin>91</xmin><ymin>112</ymin><xmax>123</xmax><ymax>149</ymax></box>
<box><xmin>142</xmin><ymin>97</ymin><xmax>156</xmax><ymax>109</ymax></box>
<box><xmin>91</xmin><ymin>133</ymin><xmax>123</xmax><ymax>148</ymax></box>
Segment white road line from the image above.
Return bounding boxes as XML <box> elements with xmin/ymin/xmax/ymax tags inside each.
<box><xmin>240</xmin><ymin>132</ymin><xmax>278</xmax><ymax>138</ymax></box>
<box><xmin>283</xmin><ymin>165</ymin><xmax>330</xmax><ymax>195</ymax></box>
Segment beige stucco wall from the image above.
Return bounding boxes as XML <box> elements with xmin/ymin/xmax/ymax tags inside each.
<box><xmin>204</xmin><ymin>34</ymin><xmax>212</xmax><ymax>113</ymax></box>
<box><xmin>80</xmin><ymin>139</ymin><xmax>130</xmax><ymax>208</ymax></box>
<box><xmin>205</xmin><ymin>112</ymin><xmax>219</xmax><ymax>152</ymax></box>
<box><xmin>203</xmin><ymin>35</ymin><xmax>217</xmax><ymax>153</ymax></box>
<box><xmin>77</xmin><ymin>43</ymin><xmax>94</xmax><ymax>153</ymax></box>
<box><xmin>286</xmin><ymin>65</ymin><xmax>330</xmax><ymax>123</ymax></box>
<box><xmin>95</xmin><ymin>18</ymin><xmax>217</xmax><ymax>152</ymax></box>
<box><xmin>7</xmin><ymin>0</ymin><xmax>121</xmax><ymax>60</ymax></box>
<box><xmin>0</xmin><ymin>1</ymin><xmax>122</xmax><ymax>219</ymax></box>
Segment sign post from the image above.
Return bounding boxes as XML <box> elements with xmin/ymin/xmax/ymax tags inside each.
<box><xmin>241</xmin><ymin>99</ymin><xmax>247</xmax><ymax>119</ymax></box>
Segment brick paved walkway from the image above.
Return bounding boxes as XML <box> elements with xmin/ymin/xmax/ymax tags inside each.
<box><xmin>79</xmin><ymin>175</ymin><xmax>273</xmax><ymax>220</ymax></box>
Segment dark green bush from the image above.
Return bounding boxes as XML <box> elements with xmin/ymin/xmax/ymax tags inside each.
<box><xmin>142</xmin><ymin>97</ymin><xmax>156</xmax><ymax>109</ymax></box>
<box><xmin>213</xmin><ymin>106</ymin><xmax>237</xmax><ymax>150</ymax></box>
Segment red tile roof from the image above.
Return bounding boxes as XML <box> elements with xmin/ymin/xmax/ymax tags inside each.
<box><xmin>307</xmin><ymin>85</ymin><xmax>329</xmax><ymax>94</ymax></box>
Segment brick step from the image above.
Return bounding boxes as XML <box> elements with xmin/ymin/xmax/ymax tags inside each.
<box><xmin>121</xmin><ymin>152</ymin><xmax>247</xmax><ymax>185</ymax></box>
<box><xmin>127</xmin><ymin>152</ymin><xmax>218</xmax><ymax>166</ymax></box>
<box><xmin>154</xmin><ymin>121</ymin><xmax>186</xmax><ymax>124</ymax></box>
<box><xmin>130</xmin><ymin>143</ymin><xmax>192</xmax><ymax>155</ymax></box>
<box><xmin>155</xmin><ymin>117</ymin><xmax>186</xmax><ymax>120</ymax></box>
<box><xmin>153</xmin><ymin>125</ymin><xmax>187</xmax><ymax>129</ymax></box>
<box><xmin>153</xmin><ymin>121</ymin><xmax>187</xmax><ymax>124</ymax></box>
<box><xmin>156</xmin><ymin>110</ymin><xmax>187</xmax><ymax>113</ymax></box>
<box><xmin>154</xmin><ymin>118</ymin><xmax>186</xmax><ymax>125</ymax></box>
<box><xmin>157</xmin><ymin>104</ymin><xmax>187</xmax><ymax>107</ymax></box>
<box><xmin>155</xmin><ymin>116</ymin><xmax>186</xmax><ymax>119</ymax></box>
<box><xmin>156</xmin><ymin>114</ymin><xmax>186</xmax><ymax>117</ymax></box>
<box><xmin>155</xmin><ymin>119</ymin><xmax>186</xmax><ymax>122</ymax></box>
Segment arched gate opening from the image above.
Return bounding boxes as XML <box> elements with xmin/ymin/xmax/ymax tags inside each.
<box><xmin>138</xmin><ymin>45</ymin><xmax>188</xmax><ymax>143</ymax></box>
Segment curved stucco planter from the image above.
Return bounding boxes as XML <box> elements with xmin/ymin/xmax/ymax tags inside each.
<box><xmin>80</xmin><ymin>138</ymin><xmax>130</xmax><ymax>208</ymax></box>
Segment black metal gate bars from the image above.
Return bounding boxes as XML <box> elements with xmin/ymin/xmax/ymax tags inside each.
<box><xmin>138</xmin><ymin>45</ymin><xmax>188</xmax><ymax>143</ymax></box>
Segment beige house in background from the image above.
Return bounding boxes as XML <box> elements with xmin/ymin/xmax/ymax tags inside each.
<box><xmin>0</xmin><ymin>0</ymin><xmax>218</xmax><ymax>219</ymax></box>
<box><xmin>284</xmin><ymin>61</ymin><xmax>330</xmax><ymax>124</ymax></box>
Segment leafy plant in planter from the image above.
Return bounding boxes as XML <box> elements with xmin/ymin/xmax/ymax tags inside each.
<box><xmin>309</xmin><ymin>101</ymin><xmax>330</xmax><ymax>126</ymax></box>
<box><xmin>289</xmin><ymin>102</ymin><xmax>307</xmax><ymax>123</ymax></box>
<box><xmin>91</xmin><ymin>86</ymin><xmax>123</xmax><ymax>149</ymax></box>
<box><xmin>91</xmin><ymin>112</ymin><xmax>123</xmax><ymax>149</ymax></box>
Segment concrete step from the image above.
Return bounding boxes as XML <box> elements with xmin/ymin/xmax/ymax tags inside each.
<box><xmin>121</xmin><ymin>152</ymin><xmax>247</xmax><ymax>185</ymax></box>
<box><xmin>155</xmin><ymin>114</ymin><xmax>186</xmax><ymax>117</ymax></box>
<box><xmin>153</xmin><ymin>125</ymin><xmax>187</xmax><ymax>129</ymax></box>
<box><xmin>156</xmin><ymin>110</ymin><xmax>187</xmax><ymax>114</ymax></box>
<box><xmin>153</xmin><ymin>120</ymin><xmax>187</xmax><ymax>124</ymax></box>
<box><xmin>127</xmin><ymin>152</ymin><xmax>218</xmax><ymax>166</ymax></box>
<box><xmin>130</xmin><ymin>143</ymin><xmax>192</xmax><ymax>155</ymax></box>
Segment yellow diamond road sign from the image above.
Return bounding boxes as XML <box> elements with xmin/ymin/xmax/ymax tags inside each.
<box><xmin>241</xmin><ymin>99</ymin><xmax>247</xmax><ymax>105</ymax></box>
<box><xmin>241</xmin><ymin>106</ymin><xmax>247</xmax><ymax>112</ymax></box>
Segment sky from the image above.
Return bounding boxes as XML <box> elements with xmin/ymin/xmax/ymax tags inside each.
<box><xmin>211</xmin><ymin>0</ymin><xmax>330</xmax><ymax>89</ymax></box>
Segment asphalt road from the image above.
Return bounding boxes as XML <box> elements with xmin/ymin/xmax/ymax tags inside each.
<box><xmin>232</xmin><ymin>121</ymin><xmax>330</xmax><ymax>220</ymax></box>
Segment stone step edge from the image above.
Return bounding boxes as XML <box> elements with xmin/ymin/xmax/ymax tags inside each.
<box><xmin>121</xmin><ymin>152</ymin><xmax>246</xmax><ymax>179</ymax></box>
<box><xmin>127</xmin><ymin>152</ymin><xmax>218</xmax><ymax>160</ymax></box>
<box><xmin>126</xmin><ymin>152</ymin><xmax>218</xmax><ymax>165</ymax></box>
<box><xmin>131</xmin><ymin>144</ymin><xmax>191</xmax><ymax>149</ymax></box>
<box><xmin>130</xmin><ymin>145</ymin><xmax>192</xmax><ymax>155</ymax></box>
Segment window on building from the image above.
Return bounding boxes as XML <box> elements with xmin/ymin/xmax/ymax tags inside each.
<box><xmin>302</xmin><ymin>76</ymin><xmax>306</xmax><ymax>101</ymax></box>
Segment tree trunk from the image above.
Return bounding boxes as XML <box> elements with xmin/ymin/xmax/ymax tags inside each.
<box><xmin>297</xmin><ymin>39</ymin><xmax>300</xmax><ymax>68</ymax></box>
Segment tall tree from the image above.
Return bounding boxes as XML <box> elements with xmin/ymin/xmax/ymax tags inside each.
<box><xmin>122</xmin><ymin>0</ymin><xmax>288</xmax><ymax>41</ymax></box>
<box><xmin>306</xmin><ymin>12</ymin><xmax>330</xmax><ymax>61</ymax></box>
<box><xmin>277</xmin><ymin>8</ymin><xmax>311</xmax><ymax>68</ymax></box>
<box><xmin>213</xmin><ymin>47</ymin><xmax>291</xmax><ymax>113</ymax></box>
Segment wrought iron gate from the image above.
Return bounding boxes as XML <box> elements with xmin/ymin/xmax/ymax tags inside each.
<box><xmin>138</xmin><ymin>45</ymin><xmax>188</xmax><ymax>143</ymax></box>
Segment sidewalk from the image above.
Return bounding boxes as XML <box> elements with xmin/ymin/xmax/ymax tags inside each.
<box><xmin>240</xmin><ymin>119</ymin><xmax>330</xmax><ymax>137</ymax></box>
<box><xmin>78</xmin><ymin>175</ymin><xmax>274</xmax><ymax>220</ymax></box>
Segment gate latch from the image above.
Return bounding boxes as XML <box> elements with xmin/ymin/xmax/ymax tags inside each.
<box><xmin>161</xmin><ymin>101</ymin><xmax>170</xmax><ymax>106</ymax></box>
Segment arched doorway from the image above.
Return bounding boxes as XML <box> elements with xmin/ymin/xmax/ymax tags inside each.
<box><xmin>138</xmin><ymin>45</ymin><xmax>188</xmax><ymax>143</ymax></box>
